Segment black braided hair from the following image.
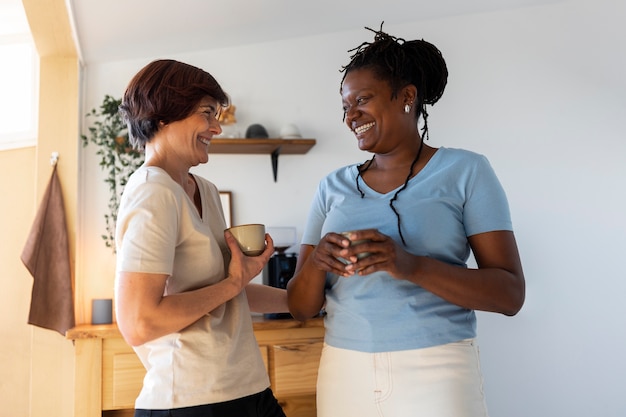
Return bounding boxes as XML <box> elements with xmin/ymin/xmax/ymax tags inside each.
<box><xmin>344</xmin><ymin>23</ymin><xmax>448</xmax><ymax>245</ymax></box>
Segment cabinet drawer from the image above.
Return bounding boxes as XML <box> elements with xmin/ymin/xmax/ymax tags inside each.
<box><xmin>270</xmin><ymin>340</ymin><xmax>323</xmax><ymax>397</ymax></box>
<box><xmin>102</xmin><ymin>338</ymin><xmax>145</xmax><ymax>410</ymax></box>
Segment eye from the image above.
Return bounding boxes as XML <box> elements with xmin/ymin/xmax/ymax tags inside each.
<box><xmin>200</xmin><ymin>108</ymin><xmax>217</xmax><ymax>121</ymax></box>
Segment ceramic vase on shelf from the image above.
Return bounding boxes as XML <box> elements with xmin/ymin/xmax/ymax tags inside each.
<box><xmin>245</xmin><ymin>123</ymin><xmax>269</xmax><ymax>139</ymax></box>
<box><xmin>217</xmin><ymin>104</ymin><xmax>240</xmax><ymax>138</ymax></box>
<box><xmin>217</xmin><ymin>123</ymin><xmax>241</xmax><ymax>138</ymax></box>
<box><xmin>279</xmin><ymin>123</ymin><xmax>302</xmax><ymax>139</ymax></box>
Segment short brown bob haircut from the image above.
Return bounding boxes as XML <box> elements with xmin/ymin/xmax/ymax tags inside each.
<box><xmin>119</xmin><ymin>59</ymin><xmax>229</xmax><ymax>150</ymax></box>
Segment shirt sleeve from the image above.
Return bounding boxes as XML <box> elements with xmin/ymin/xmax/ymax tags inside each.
<box><xmin>463</xmin><ymin>154</ymin><xmax>513</xmax><ymax>237</ymax></box>
<box><xmin>116</xmin><ymin>179</ymin><xmax>180</xmax><ymax>275</ymax></box>
<box><xmin>301</xmin><ymin>180</ymin><xmax>327</xmax><ymax>246</ymax></box>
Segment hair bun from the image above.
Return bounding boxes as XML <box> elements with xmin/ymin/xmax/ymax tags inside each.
<box><xmin>403</xmin><ymin>39</ymin><xmax>448</xmax><ymax>105</ymax></box>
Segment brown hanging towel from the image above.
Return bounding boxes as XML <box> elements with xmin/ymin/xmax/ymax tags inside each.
<box><xmin>21</xmin><ymin>164</ymin><xmax>75</xmax><ymax>336</ymax></box>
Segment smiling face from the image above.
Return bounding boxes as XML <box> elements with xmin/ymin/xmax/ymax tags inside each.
<box><xmin>162</xmin><ymin>96</ymin><xmax>223</xmax><ymax>167</ymax></box>
<box><xmin>341</xmin><ymin>68</ymin><xmax>414</xmax><ymax>153</ymax></box>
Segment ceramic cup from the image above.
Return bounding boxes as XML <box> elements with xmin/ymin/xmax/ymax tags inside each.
<box><xmin>227</xmin><ymin>223</ymin><xmax>266</xmax><ymax>256</ymax></box>
<box><xmin>92</xmin><ymin>298</ymin><xmax>113</xmax><ymax>325</ymax></box>
<box><xmin>338</xmin><ymin>231</ymin><xmax>372</xmax><ymax>264</ymax></box>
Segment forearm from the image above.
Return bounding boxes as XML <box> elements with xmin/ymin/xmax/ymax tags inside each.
<box><xmin>287</xmin><ymin>256</ymin><xmax>327</xmax><ymax>321</ymax></box>
<box><xmin>154</xmin><ymin>279</ymin><xmax>241</xmax><ymax>331</ymax></box>
<box><xmin>343</xmin><ymin>229</ymin><xmax>525</xmax><ymax>316</ymax></box>
<box><xmin>246</xmin><ymin>283</ymin><xmax>289</xmax><ymax>313</ymax></box>
<box><xmin>116</xmin><ymin>275</ymin><xmax>240</xmax><ymax>346</ymax></box>
<box><xmin>411</xmin><ymin>256</ymin><xmax>525</xmax><ymax>315</ymax></box>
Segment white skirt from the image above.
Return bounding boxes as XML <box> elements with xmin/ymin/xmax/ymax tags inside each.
<box><xmin>316</xmin><ymin>339</ymin><xmax>489</xmax><ymax>417</ymax></box>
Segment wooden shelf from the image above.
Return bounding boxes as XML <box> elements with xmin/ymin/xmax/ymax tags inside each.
<box><xmin>66</xmin><ymin>317</ymin><xmax>323</xmax><ymax>340</ymax></box>
<box><xmin>208</xmin><ymin>138</ymin><xmax>316</xmax><ymax>181</ymax></box>
<box><xmin>209</xmin><ymin>138</ymin><xmax>316</xmax><ymax>155</ymax></box>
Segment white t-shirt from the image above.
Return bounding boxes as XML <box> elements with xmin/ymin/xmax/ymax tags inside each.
<box><xmin>116</xmin><ymin>166</ymin><xmax>269</xmax><ymax>409</ymax></box>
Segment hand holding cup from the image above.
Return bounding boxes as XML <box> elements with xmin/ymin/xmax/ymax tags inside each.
<box><xmin>337</xmin><ymin>230</ymin><xmax>372</xmax><ymax>264</ymax></box>
<box><xmin>226</xmin><ymin>223</ymin><xmax>267</xmax><ymax>256</ymax></box>
<box><xmin>224</xmin><ymin>224</ymin><xmax>274</xmax><ymax>292</ymax></box>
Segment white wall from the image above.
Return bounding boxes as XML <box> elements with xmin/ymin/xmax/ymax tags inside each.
<box><xmin>79</xmin><ymin>0</ymin><xmax>626</xmax><ymax>415</ymax></box>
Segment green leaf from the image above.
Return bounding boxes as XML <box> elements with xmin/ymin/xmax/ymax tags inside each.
<box><xmin>83</xmin><ymin>95</ymin><xmax>145</xmax><ymax>253</ymax></box>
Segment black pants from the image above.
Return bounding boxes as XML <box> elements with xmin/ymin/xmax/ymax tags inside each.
<box><xmin>134</xmin><ymin>388</ymin><xmax>286</xmax><ymax>417</ymax></box>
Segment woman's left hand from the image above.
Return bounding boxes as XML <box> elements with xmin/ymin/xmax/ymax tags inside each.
<box><xmin>224</xmin><ymin>231</ymin><xmax>275</xmax><ymax>291</ymax></box>
<box><xmin>338</xmin><ymin>229</ymin><xmax>417</xmax><ymax>279</ymax></box>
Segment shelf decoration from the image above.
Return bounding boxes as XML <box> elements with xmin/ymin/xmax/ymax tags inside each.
<box><xmin>216</xmin><ymin>104</ymin><xmax>241</xmax><ymax>138</ymax></box>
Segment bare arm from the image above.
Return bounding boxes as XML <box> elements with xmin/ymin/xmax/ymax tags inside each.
<box><xmin>115</xmin><ymin>271</ymin><xmax>239</xmax><ymax>346</ymax></box>
<box><xmin>288</xmin><ymin>229</ymin><xmax>525</xmax><ymax>320</ymax></box>
<box><xmin>246</xmin><ymin>283</ymin><xmax>289</xmax><ymax>313</ymax></box>
<box><xmin>342</xmin><ymin>229</ymin><xmax>526</xmax><ymax>315</ymax></box>
<box><xmin>287</xmin><ymin>233</ymin><xmax>354</xmax><ymax>321</ymax></box>
<box><xmin>115</xmin><ymin>231</ymin><xmax>275</xmax><ymax>346</ymax></box>
<box><xmin>417</xmin><ymin>230</ymin><xmax>525</xmax><ymax>315</ymax></box>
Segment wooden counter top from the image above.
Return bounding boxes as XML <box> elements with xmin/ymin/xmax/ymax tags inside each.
<box><xmin>66</xmin><ymin>315</ymin><xmax>324</xmax><ymax>340</ymax></box>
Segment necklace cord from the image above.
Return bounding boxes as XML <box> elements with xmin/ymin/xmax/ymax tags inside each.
<box><xmin>356</xmin><ymin>156</ymin><xmax>376</xmax><ymax>198</ymax></box>
<box><xmin>354</xmin><ymin>138</ymin><xmax>425</xmax><ymax>246</ymax></box>
<box><xmin>390</xmin><ymin>139</ymin><xmax>424</xmax><ymax>245</ymax></box>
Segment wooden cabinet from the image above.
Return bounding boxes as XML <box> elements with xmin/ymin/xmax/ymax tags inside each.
<box><xmin>271</xmin><ymin>341</ymin><xmax>323</xmax><ymax>397</ymax></box>
<box><xmin>101</xmin><ymin>338</ymin><xmax>144</xmax><ymax>410</ymax></box>
<box><xmin>254</xmin><ymin>319</ymin><xmax>324</xmax><ymax>416</ymax></box>
<box><xmin>66</xmin><ymin>316</ymin><xmax>324</xmax><ymax>417</ymax></box>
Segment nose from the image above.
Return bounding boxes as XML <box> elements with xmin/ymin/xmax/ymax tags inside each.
<box><xmin>211</xmin><ymin>118</ymin><xmax>222</xmax><ymax>136</ymax></box>
<box><xmin>344</xmin><ymin>105</ymin><xmax>359</xmax><ymax>126</ymax></box>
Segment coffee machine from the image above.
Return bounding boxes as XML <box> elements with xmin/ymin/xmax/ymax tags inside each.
<box><xmin>262</xmin><ymin>253</ymin><xmax>297</xmax><ymax>319</ymax></box>
<box><xmin>263</xmin><ymin>252</ymin><xmax>297</xmax><ymax>289</ymax></box>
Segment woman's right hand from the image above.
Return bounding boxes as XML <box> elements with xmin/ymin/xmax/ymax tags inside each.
<box><xmin>223</xmin><ymin>230</ymin><xmax>275</xmax><ymax>291</ymax></box>
<box><xmin>286</xmin><ymin>232</ymin><xmax>352</xmax><ymax>321</ymax></box>
<box><xmin>307</xmin><ymin>232</ymin><xmax>359</xmax><ymax>277</ymax></box>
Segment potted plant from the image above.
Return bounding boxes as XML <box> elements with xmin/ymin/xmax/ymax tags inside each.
<box><xmin>81</xmin><ymin>95</ymin><xmax>144</xmax><ymax>252</ymax></box>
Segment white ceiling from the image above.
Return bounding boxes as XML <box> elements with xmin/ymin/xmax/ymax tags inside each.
<box><xmin>63</xmin><ymin>0</ymin><xmax>565</xmax><ymax>64</ymax></box>
<box><xmin>0</xmin><ymin>0</ymin><xmax>564</xmax><ymax>62</ymax></box>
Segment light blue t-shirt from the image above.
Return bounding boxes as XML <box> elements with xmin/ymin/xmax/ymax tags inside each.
<box><xmin>301</xmin><ymin>147</ymin><xmax>512</xmax><ymax>352</ymax></box>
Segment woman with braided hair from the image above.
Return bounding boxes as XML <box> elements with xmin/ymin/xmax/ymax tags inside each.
<box><xmin>287</xmin><ymin>25</ymin><xmax>525</xmax><ymax>416</ymax></box>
